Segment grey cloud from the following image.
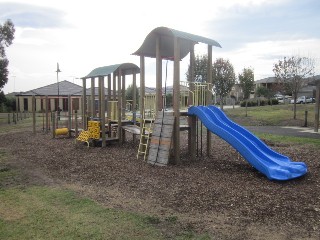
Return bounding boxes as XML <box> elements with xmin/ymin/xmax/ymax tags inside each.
<box><xmin>0</xmin><ymin>2</ymin><xmax>67</xmax><ymax>28</ymax></box>
<box><xmin>205</xmin><ymin>0</ymin><xmax>320</xmax><ymax>50</ymax></box>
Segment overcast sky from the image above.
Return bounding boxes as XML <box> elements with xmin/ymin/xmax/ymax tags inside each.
<box><xmin>1</xmin><ymin>0</ymin><xmax>320</xmax><ymax>94</ymax></box>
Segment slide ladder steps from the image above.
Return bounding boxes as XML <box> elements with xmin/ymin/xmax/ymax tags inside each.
<box><xmin>137</xmin><ymin>114</ymin><xmax>155</xmax><ymax>161</ymax></box>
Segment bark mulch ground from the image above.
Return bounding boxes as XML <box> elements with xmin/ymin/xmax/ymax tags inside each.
<box><xmin>1</xmin><ymin>130</ymin><xmax>319</xmax><ymax>239</ymax></box>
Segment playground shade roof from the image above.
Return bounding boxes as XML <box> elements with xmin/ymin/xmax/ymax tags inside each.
<box><xmin>84</xmin><ymin>63</ymin><xmax>140</xmax><ymax>79</ymax></box>
<box><xmin>132</xmin><ymin>27</ymin><xmax>221</xmax><ymax>60</ymax></box>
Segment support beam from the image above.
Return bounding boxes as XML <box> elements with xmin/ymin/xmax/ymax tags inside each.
<box><xmin>118</xmin><ymin>70</ymin><xmax>122</xmax><ymax>143</ymax></box>
<box><xmin>32</xmin><ymin>95</ymin><xmax>36</xmax><ymax>135</ymax></box>
<box><xmin>82</xmin><ymin>78</ymin><xmax>87</xmax><ymax>130</ymax></box>
<box><xmin>156</xmin><ymin>36</ymin><xmax>163</xmax><ymax>112</ymax></box>
<box><xmin>122</xmin><ymin>74</ymin><xmax>126</xmax><ymax>119</ymax></box>
<box><xmin>133</xmin><ymin>70</ymin><xmax>137</xmax><ymax>124</ymax></box>
<box><xmin>206</xmin><ymin>45</ymin><xmax>213</xmax><ymax>156</ymax></box>
<box><xmin>107</xmin><ymin>74</ymin><xmax>111</xmax><ymax>122</ymax></box>
<box><xmin>188</xmin><ymin>43</ymin><xmax>196</xmax><ymax>161</ymax></box>
<box><xmin>91</xmin><ymin>77</ymin><xmax>95</xmax><ymax>118</ymax></box>
<box><xmin>140</xmin><ymin>56</ymin><xmax>145</xmax><ymax>119</ymax></box>
<box><xmin>98</xmin><ymin>77</ymin><xmax>102</xmax><ymax>119</ymax></box>
<box><xmin>113</xmin><ymin>73</ymin><xmax>117</xmax><ymax>101</ymax></box>
<box><xmin>68</xmin><ymin>95</ymin><xmax>72</xmax><ymax>138</ymax></box>
<box><xmin>45</xmin><ymin>95</ymin><xmax>49</xmax><ymax>133</ymax></box>
<box><xmin>173</xmin><ymin>36</ymin><xmax>180</xmax><ymax>164</ymax></box>
<box><xmin>100</xmin><ymin>76</ymin><xmax>106</xmax><ymax>147</ymax></box>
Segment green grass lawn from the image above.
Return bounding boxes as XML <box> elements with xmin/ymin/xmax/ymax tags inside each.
<box><xmin>225</xmin><ymin>103</ymin><xmax>317</xmax><ymax>126</ymax></box>
<box><xmin>0</xmin><ymin>150</ymin><xmax>209</xmax><ymax>240</ymax></box>
<box><xmin>0</xmin><ymin>186</ymin><xmax>164</xmax><ymax>240</ymax></box>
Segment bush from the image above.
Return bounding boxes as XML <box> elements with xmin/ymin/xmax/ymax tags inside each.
<box><xmin>240</xmin><ymin>98</ymin><xmax>279</xmax><ymax>107</ymax></box>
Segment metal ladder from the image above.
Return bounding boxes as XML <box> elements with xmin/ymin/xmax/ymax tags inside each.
<box><xmin>137</xmin><ymin>113</ymin><xmax>155</xmax><ymax>161</ymax></box>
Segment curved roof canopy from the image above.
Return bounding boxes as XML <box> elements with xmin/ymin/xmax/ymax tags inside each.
<box><xmin>132</xmin><ymin>27</ymin><xmax>221</xmax><ymax>60</ymax></box>
<box><xmin>84</xmin><ymin>63</ymin><xmax>140</xmax><ymax>79</ymax></box>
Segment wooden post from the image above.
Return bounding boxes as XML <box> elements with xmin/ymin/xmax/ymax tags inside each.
<box><xmin>52</xmin><ymin>112</ymin><xmax>56</xmax><ymax>138</ymax></box>
<box><xmin>91</xmin><ymin>77</ymin><xmax>95</xmax><ymax>118</ymax></box>
<box><xmin>188</xmin><ymin>43</ymin><xmax>196</xmax><ymax>161</ymax></box>
<box><xmin>113</xmin><ymin>73</ymin><xmax>117</xmax><ymax>101</ymax></box>
<box><xmin>100</xmin><ymin>76</ymin><xmax>106</xmax><ymax>147</ymax></box>
<box><xmin>132</xmin><ymin>70</ymin><xmax>137</xmax><ymax>142</ymax></box>
<box><xmin>121</xmin><ymin>74</ymin><xmax>126</xmax><ymax>119</ymax></box>
<box><xmin>156</xmin><ymin>35</ymin><xmax>162</xmax><ymax>112</ymax></box>
<box><xmin>82</xmin><ymin>78</ymin><xmax>87</xmax><ymax>130</ymax></box>
<box><xmin>173</xmin><ymin>36</ymin><xmax>180</xmax><ymax>164</ymax></box>
<box><xmin>206</xmin><ymin>45</ymin><xmax>213</xmax><ymax>156</ymax></box>
<box><xmin>98</xmin><ymin>77</ymin><xmax>102</xmax><ymax>119</ymax></box>
<box><xmin>68</xmin><ymin>95</ymin><xmax>72</xmax><ymax>137</ymax></box>
<box><xmin>13</xmin><ymin>112</ymin><xmax>16</xmax><ymax>124</ymax></box>
<box><xmin>118</xmin><ymin>69</ymin><xmax>122</xmax><ymax>143</ymax></box>
<box><xmin>315</xmin><ymin>84</ymin><xmax>320</xmax><ymax>132</ymax></box>
<box><xmin>32</xmin><ymin>95</ymin><xmax>36</xmax><ymax>134</ymax></box>
<box><xmin>8</xmin><ymin>113</ymin><xmax>10</xmax><ymax>124</ymax></box>
<box><xmin>75</xmin><ymin>110</ymin><xmax>78</xmax><ymax>137</ymax></box>
<box><xmin>140</xmin><ymin>56</ymin><xmax>145</xmax><ymax>120</ymax></box>
<box><xmin>45</xmin><ymin>96</ymin><xmax>49</xmax><ymax>133</ymax></box>
<box><xmin>107</xmin><ymin>74</ymin><xmax>111</xmax><ymax>122</ymax></box>
<box><xmin>133</xmin><ymin>70</ymin><xmax>137</xmax><ymax>124</ymax></box>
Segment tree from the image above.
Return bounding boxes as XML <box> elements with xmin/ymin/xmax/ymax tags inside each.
<box><xmin>212</xmin><ymin>58</ymin><xmax>236</xmax><ymax>110</ymax></box>
<box><xmin>185</xmin><ymin>54</ymin><xmax>208</xmax><ymax>82</ymax></box>
<box><xmin>125</xmin><ymin>84</ymin><xmax>139</xmax><ymax>110</ymax></box>
<box><xmin>239</xmin><ymin>68</ymin><xmax>254</xmax><ymax>116</ymax></box>
<box><xmin>273</xmin><ymin>55</ymin><xmax>315</xmax><ymax>119</ymax></box>
<box><xmin>0</xmin><ymin>19</ymin><xmax>15</xmax><ymax>91</ymax></box>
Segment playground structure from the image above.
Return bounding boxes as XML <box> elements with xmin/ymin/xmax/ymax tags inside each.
<box><xmin>76</xmin><ymin>63</ymin><xmax>141</xmax><ymax>147</ymax></box>
<box><xmin>131</xmin><ymin>26</ymin><xmax>307</xmax><ymax>180</ymax></box>
<box><xmin>28</xmin><ymin>26</ymin><xmax>308</xmax><ymax>180</ymax></box>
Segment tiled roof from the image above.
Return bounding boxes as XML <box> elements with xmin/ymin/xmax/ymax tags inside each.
<box><xmin>15</xmin><ymin>80</ymin><xmax>111</xmax><ymax>96</ymax></box>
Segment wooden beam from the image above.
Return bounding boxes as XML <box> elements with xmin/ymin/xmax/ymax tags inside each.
<box><xmin>100</xmin><ymin>76</ymin><xmax>106</xmax><ymax>147</ymax></box>
<box><xmin>122</xmin><ymin>74</ymin><xmax>126</xmax><ymax>119</ymax></box>
<box><xmin>188</xmin><ymin>43</ymin><xmax>196</xmax><ymax>161</ymax></box>
<box><xmin>140</xmin><ymin>56</ymin><xmax>145</xmax><ymax>119</ymax></box>
<box><xmin>132</xmin><ymin>69</ymin><xmax>137</xmax><ymax>124</ymax></box>
<box><xmin>82</xmin><ymin>78</ymin><xmax>87</xmax><ymax>130</ymax></box>
<box><xmin>173</xmin><ymin>36</ymin><xmax>180</xmax><ymax>164</ymax></box>
<box><xmin>68</xmin><ymin>95</ymin><xmax>72</xmax><ymax>138</ymax></box>
<box><xmin>91</xmin><ymin>77</ymin><xmax>95</xmax><ymax>118</ymax></box>
<box><xmin>118</xmin><ymin>69</ymin><xmax>122</xmax><ymax>143</ymax></box>
<box><xmin>98</xmin><ymin>77</ymin><xmax>102</xmax><ymax>119</ymax></box>
<box><xmin>113</xmin><ymin>73</ymin><xmax>117</xmax><ymax>101</ymax></box>
<box><xmin>107</xmin><ymin>74</ymin><xmax>111</xmax><ymax>123</ymax></box>
<box><xmin>45</xmin><ymin>95</ymin><xmax>49</xmax><ymax>133</ymax></box>
<box><xmin>156</xmin><ymin>35</ymin><xmax>162</xmax><ymax>112</ymax></box>
<box><xmin>32</xmin><ymin>95</ymin><xmax>36</xmax><ymax>135</ymax></box>
<box><xmin>207</xmin><ymin>45</ymin><xmax>212</xmax><ymax>157</ymax></box>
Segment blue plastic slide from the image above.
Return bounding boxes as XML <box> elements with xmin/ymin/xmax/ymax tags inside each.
<box><xmin>188</xmin><ymin>105</ymin><xmax>307</xmax><ymax>180</ymax></box>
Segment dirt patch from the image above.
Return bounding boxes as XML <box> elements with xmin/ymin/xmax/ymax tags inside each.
<box><xmin>1</xmin><ymin>130</ymin><xmax>319</xmax><ymax>239</ymax></box>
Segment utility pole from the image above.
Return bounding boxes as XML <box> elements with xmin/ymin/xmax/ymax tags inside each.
<box><xmin>56</xmin><ymin>63</ymin><xmax>61</xmax><ymax>110</ymax></box>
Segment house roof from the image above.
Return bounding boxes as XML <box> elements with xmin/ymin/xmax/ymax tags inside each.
<box><xmin>255</xmin><ymin>77</ymin><xmax>277</xmax><ymax>84</ymax></box>
<box><xmin>84</xmin><ymin>63</ymin><xmax>140</xmax><ymax>79</ymax></box>
<box><xmin>308</xmin><ymin>75</ymin><xmax>320</xmax><ymax>86</ymax></box>
<box><xmin>15</xmin><ymin>80</ymin><xmax>111</xmax><ymax>97</ymax></box>
<box><xmin>16</xmin><ymin>80</ymin><xmax>83</xmax><ymax>96</ymax></box>
<box><xmin>256</xmin><ymin>75</ymin><xmax>320</xmax><ymax>85</ymax></box>
<box><xmin>132</xmin><ymin>27</ymin><xmax>221</xmax><ymax>60</ymax></box>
